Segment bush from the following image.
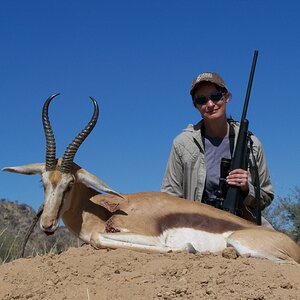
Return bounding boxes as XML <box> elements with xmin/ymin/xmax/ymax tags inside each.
<box><xmin>263</xmin><ymin>187</ymin><xmax>300</xmax><ymax>243</ymax></box>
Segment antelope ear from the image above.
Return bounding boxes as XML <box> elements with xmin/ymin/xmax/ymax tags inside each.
<box><xmin>2</xmin><ymin>163</ymin><xmax>45</xmax><ymax>175</ymax></box>
<box><xmin>76</xmin><ymin>168</ymin><xmax>126</xmax><ymax>200</ymax></box>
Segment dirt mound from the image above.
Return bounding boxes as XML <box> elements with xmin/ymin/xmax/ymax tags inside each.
<box><xmin>1</xmin><ymin>245</ymin><xmax>299</xmax><ymax>300</ymax></box>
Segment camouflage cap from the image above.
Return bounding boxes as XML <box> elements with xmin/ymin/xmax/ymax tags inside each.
<box><xmin>190</xmin><ymin>72</ymin><xmax>228</xmax><ymax>98</ymax></box>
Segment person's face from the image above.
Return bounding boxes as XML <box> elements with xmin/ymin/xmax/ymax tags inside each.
<box><xmin>193</xmin><ymin>82</ymin><xmax>229</xmax><ymax>121</ymax></box>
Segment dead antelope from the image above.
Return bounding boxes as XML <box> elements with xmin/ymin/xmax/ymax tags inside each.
<box><xmin>3</xmin><ymin>94</ymin><xmax>300</xmax><ymax>264</ymax></box>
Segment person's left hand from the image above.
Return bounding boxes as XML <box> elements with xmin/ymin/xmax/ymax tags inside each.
<box><xmin>226</xmin><ymin>168</ymin><xmax>249</xmax><ymax>193</ymax></box>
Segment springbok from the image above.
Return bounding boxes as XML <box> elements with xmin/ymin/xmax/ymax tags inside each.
<box><xmin>3</xmin><ymin>94</ymin><xmax>300</xmax><ymax>264</ymax></box>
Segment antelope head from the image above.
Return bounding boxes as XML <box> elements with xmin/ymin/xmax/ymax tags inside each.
<box><xmin>3</xmin><ymin>94</ymin><xmax>122</xmax><ymax>233</ymax></box>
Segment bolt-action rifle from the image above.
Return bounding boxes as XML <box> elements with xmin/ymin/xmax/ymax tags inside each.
<box><xmin>222</xmin><ymin>50</ymin><xmax>261</xmax><ymax>225</ymax></box>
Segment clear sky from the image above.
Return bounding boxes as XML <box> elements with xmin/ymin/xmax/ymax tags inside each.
<box><xmin>0</xmin><ymin>1</ymin><xmax>299</xmax><ymax>211</ymax></box>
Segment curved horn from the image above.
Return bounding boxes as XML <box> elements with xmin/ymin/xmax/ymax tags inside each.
<box><xmin>60</xmin><ymin>97</ymin><xmax>99</xmax><ymax>173</ymax></box>
<box><xmin>42</xmin><ymin>93</ymin><xmax>60</xmax><ymax>171</ymax></box>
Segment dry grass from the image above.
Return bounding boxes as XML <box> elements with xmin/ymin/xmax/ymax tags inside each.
<box><xmin>0</xmin><ymin>199</ymin><xmax>83</xmax><ymax>264</ymax></box>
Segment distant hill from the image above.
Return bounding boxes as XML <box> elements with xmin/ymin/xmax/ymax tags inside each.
<box><xmin>0</xmin><ymin>199</ymin><xmax>82</xmax><ymax>263</ymax></box>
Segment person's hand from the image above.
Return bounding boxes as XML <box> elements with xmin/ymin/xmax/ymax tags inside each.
<box><xmin>226</xmin><ymin>168</ymin><xmax>249</xmax><ymax>193</ymax></box>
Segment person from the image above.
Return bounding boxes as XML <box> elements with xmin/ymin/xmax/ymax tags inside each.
<box><xmin>161</xmin><ymin>72</ymin><xmax>274</xmax><ymax>225</ymax></box>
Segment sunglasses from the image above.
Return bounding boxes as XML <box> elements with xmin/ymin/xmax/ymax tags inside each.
<box><xmin>194</xmin><ymin>92</ymin><xmax>225</xmax><ymax>105</ymax></box>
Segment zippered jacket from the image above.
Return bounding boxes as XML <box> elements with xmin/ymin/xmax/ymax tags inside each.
<box><xmin>161</xmin><ymin>121</ymin><xmax>274</xmax><ymax>213</ymax></box>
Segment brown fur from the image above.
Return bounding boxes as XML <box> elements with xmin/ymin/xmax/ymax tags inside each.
<box><xmin>88</xmin><ymin>192</ymin><xmax>300</xmax><ymax>263</ymax></box>
<box><xmin>91</xmin><ymin>192</ymin><xmax>255</xmax><ymax>235</ymax></box>
<box><xmin>48</xmin><ymin>171</ymin><xmax>62</xmax><ymax>188</ymax></box>
<box><xmin>5</xmin><ymin>163</ymin><xmax>300</xmax><ymax>263</ymax></box>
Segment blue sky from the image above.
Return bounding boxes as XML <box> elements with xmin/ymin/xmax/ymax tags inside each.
<box><xmin>0</xmin><ymin>1</ymin><xmax>299</xmax><ymax>211</ymax></box>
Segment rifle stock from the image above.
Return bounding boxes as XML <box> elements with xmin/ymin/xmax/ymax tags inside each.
<box><xmin>223</xmin><ymin>50</ymin><xmax>259</xmax><ymax>219</ymax></box>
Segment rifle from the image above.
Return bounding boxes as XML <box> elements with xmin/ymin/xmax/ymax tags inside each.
<box><xmin>222</xmin><ymin>50</ymin><xmax>261</xmax><ymax>225</ymax></box>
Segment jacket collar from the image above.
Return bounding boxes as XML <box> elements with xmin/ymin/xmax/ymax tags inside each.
<box><xmin>185</xmin><ymin>119</ymin><xmax>239</xmax><ymax>154</ymax></box>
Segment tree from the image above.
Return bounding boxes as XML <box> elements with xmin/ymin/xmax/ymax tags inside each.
<box><xmin>263</xmin><ymin>187</ymin><xmax>300</xmax><ymax>244</ymax></box>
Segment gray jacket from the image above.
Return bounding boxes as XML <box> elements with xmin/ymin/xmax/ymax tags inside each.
<box><xmin>161</xmin><ymin>121</ymin><xmax>274</xmax><ymax>215</ymax></box>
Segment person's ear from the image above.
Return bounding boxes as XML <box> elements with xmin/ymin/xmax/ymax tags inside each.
<box><xmin>225</xmin><ymin>92</ymin><xmax>231</xmax><ymax>103</ymax></box>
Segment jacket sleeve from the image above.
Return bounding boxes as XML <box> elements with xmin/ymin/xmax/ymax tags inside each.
<box><xmin>161</xmin><ymin>141</ymin><xmax>184</xmax><ymax>197</ymax></box>
<box><xmin>243</xmin><ymin>136</ymin><xmax>274</xmax><ymax>210</ymax></box>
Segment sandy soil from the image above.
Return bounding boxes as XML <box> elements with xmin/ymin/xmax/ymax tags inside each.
<box><xmin>0</xmin><ymin>245</ymin><xmax>299</xmax><ymax>300</ymax></box>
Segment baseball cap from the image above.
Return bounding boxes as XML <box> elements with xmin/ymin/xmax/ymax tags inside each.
<box><xmin>190</xmin><ymin>72</ymin><xmax>228</xmax><ymax>98</ymax></box>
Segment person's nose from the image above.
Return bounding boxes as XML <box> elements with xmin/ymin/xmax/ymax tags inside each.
<box><xmin>206</xmin><ymin>99</ymin><xmax>215</xmax><ymax>106</ymax></box>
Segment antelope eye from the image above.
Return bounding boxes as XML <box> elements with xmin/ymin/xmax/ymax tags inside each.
<box><xmin>66</xmin><ymin>181</ymin><xmax>74</xmax><ymax>192</ymax></box>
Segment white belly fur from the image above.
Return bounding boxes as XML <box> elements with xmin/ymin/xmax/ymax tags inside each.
<box><xmin>95</xmin><ymin>228</ymin><xmax>232</xmax><ymax>253</ymax></box>
<box><xmin>161</xmin><ymin>228</ymin><xmax>229</xmax><ymax>253</ymax></box>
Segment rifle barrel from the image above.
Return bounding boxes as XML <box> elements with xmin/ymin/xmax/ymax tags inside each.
<box><xmin>241</xmin><ymin>50</ymin><xmax>258</xmax><ymax>120</ymax></box>
<box><xmin>223</xmin><ymin>50</ymin><xmax>259</xmax><ymax>215</ymax></box>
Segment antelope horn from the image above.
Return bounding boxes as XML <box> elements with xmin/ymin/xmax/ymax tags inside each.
<box><xmin>42</xmin><ymin>93</ymin><xmax>60</xmax><ymax>171</ymax></box>
<box><xmin>60</xmin><ymin>97</ymin><xmax>99</xmax><ymax>173</ymax></box>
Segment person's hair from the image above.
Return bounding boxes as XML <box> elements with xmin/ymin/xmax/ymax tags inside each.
<box><xmin>215</xmin><ymin>84</ymin><xmax>228</xmax><ymax>94</ymax></box>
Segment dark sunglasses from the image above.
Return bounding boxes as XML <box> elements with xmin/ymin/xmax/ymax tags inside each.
<box><xmin>194</xmin><ymin>92</ymin><xmax>225</xmax><ymax>105</ymax></box>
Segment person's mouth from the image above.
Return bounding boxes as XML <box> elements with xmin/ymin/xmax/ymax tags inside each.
<box><xmin>206</xmin><ymin>109</ymin><xmax>217</xmax><ymax>114</ymax></box>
